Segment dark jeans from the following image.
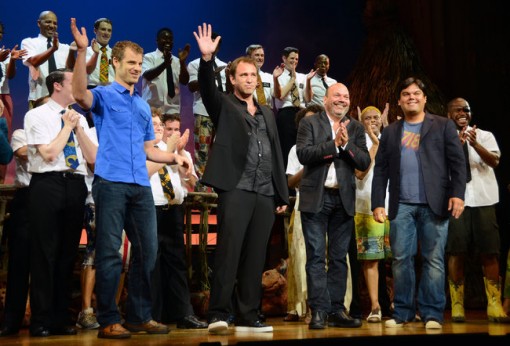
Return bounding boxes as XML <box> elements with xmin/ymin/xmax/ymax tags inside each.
<box><xmin>92</xmin><ymin>176</ymin><xmax>158</xmax><ymax>327</ymax></box>
<box><xmin>301</xmin><ymin>190</ymin><xmax>353</xmax><ymax>313</ymax></box>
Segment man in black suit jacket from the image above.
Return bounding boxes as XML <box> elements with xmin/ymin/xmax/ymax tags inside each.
<box><xmin>193</xmin><ymin>23</ymin><xmax>289</xmax><ymax>334</ymax></box>
<box><xmin>296</xmin><ymin>83</ymin><xmax>370</xmax><ymax>329</ymax></box>
<box><xmin>371</xmin><ymin>77</ymin><xmax>466</xmax><ymax>329</ymax></box>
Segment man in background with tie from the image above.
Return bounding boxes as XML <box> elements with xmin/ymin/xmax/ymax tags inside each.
<box><xmin>24</xmin><ymin>69</ymin><xmax>98</xmax><ymax>336</ymax></box>
<box><xmin>304</xmin><ymin>54</ymin><xmax>337</xmax><ymax>107</ymax></box>
<box><xmin>187</xmin><ymin>32</ymin><xmax>226</xmax><ymax>192</ymax></box>
<box><xmin>273</xmin><ymin>46</ymin><xmax>306</xmax><ymax>170</ymax></box>
<box><xmin>246</xmin><ymin>44</ymin><xmax>273</xmax><ymax>108</ymax></box>
<box><xmin>445</xmin><ymin>97</ymin><xmax>509</xmax><ymax>323</ymax></box>
<box><xmin>147</xmin><ymin>110</ymin><xmax>207</xmax><ymax>329</ymax></box>
<box><xmin>85</xmin><ymin>18</ymin><xmax>115</xmax><ymax>88</ymax></box>
<box><xmin>21</xmin><ymin>11</ymin><xmax>74</xmax><ymax>109</ymax></box>
<box><xmin>142</xmin><ymin>28</ymin><xmax>190</xmax><ymax>113</ymax></box>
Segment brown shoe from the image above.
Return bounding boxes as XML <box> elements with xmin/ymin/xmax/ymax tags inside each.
<box><xmin>98</xmin><ymin>323</ymin><xmax>131</xmax><ymax>339</ymax></box>
<box><xmin>123</xmin><ymin>320</ymin><xmax>169</xmax><ymax>334</ymax></box>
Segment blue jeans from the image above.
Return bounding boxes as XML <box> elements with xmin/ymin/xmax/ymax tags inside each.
<box><xmin>390</xmin><ymin>203</ymin><xmax>449</xmax><ymax>323</ymax></box>
<box><xmin>301</xmin><ymin>191</ymin><xmax>352</xmax><ymax>313</ymax></box>
<box><xmin>92</xmin><ymin>176</ymin><xmax>158</xmax><ymax>326</ymax></box>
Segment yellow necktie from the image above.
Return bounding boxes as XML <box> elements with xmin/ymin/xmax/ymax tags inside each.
<box><xmin>256</xmin><ymin>73</ymin><xmax>267</xmax><ymax>106</ymax></box>
<box><xmin>99</xmin><ymin>46</ymin><xmax>109</xmax><ymax>84</ymax></box>
<box><xmin>158</xmin><ymin>166</ymin><xmax>175</xmax><ymax>203</ymax></box>
<box><xmin>291</xmin><ymin>82</ymin><xmax>300</xmax><ymax>107</ymax></box>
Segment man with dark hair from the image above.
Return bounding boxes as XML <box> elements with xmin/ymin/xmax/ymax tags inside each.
<box><xmin>193</xmin><ymin>23</ymin><xmax>288</xmax><ymax>334</ymax></box>
<box><xmin>85</xmin><ymin>17</ymin><xmax>114</xmax><ymax>87</ymax></box>
<box><xmin>273</xmin><ymin>46</ymin><xmax>307</xmax><ymax>170</ymax></box>
<box><xmin>142</xmin><ymin>28</ymin><xmax>190</xmax><ymax>113</ymax></box>
<box><xmin>372</xmin><ymin>77</ymin><xmax>466</xmax><ymax>329</ymax></box>
<box><xmin>24</xmin><ymin>68</ymin><xmax>98</xmax><ymax>337</ymax></box>
<box><xmin>71</xmin><ymin>18</ymin><xmax>191</xmax><ymax>339</ymax></box>
<box><xmin>445</xmin><ymin>97</ymin><xmax>509</xmax><ymax>323</ymax></box>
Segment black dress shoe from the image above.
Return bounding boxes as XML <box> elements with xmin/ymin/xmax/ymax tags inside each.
<box><xmin>0</xmin><ymin>325</ymin><xmax>19</xmax><ymax>337</ymax></box>
<box><xmin>309</xmin><ymin>311</ymin><xmax>328</xmax><ymax>329</ymax></box>
<box><xmin>176</xmin><ymin>315</ymin><xmax>208</xmax><ymax>329</ymax></box>
<box><xmin>49</xmin><ymin>326</ymin><xmax>78</xmax><ymax>335</ymax></box>
<box><xmin>30</xmin><ymin>326</ymin><xmax>50</xmax><ymax>337</ymax></box>
<box><xmin>328</xmin><ymin>310</ymin><xmax>362</xmax><ymax>328</ymax></box>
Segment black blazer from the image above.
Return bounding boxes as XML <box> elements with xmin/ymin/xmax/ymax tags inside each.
<box><xmin>371</xmin><ymin>112</ymin><xmax>466</xmax><ymax>220</ymax></box>
<box><xmin>198</xmin><ymin>59</ymin><xmax>289</xmax><ymax>207</ymax></box>
<box><xmin>296</xmin><ymin>111</ymin><xmax>370</xmax><ymax>215</ymax></box>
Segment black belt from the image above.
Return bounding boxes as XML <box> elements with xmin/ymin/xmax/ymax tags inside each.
<box><xmin>35</xmin><ymin>171</ymin><xmax>85</xmax><ymax>180</ymax></box>
<box><xmin>155</xmin><ymin>204</ymin><xmax>177</xmax><ymax>211</ymax></box>
<box><xmin>324</xmin><ymin>187</ymin><xmax>339</xmax><ymax>194</ymax></box>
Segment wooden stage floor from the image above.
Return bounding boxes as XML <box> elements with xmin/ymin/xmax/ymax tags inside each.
<box><xmin>0</xmin><ymin>311</ymin><xmax>508</xmax><ymax>346</ymax></box>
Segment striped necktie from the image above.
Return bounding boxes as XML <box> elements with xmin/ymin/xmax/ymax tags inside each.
<box><xmin>158</xmin><ymin>166</ymin><xmax>175</xmax><ymax>203</ymax></box>
<box><xmin>99</xmin><ymin>46</ymin><xmax>109</xmax><ymax>84</ymax></box>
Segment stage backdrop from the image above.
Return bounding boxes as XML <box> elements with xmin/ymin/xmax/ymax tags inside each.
<box><xmin>0</xmin><ymin>0</ymin><xmax>365</xmax><ymax>183</ymax></box>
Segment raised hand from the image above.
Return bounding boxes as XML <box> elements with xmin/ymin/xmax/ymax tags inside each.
<box><xmin>11</xmin><ymin>45</ymin><xmax>29</xmax><ymax>60</ymax></box>
<box><xmin>178</xmin><ymin>128</ymin><xmax>190</xmax><ymax>152</ymax></box>
<box><xmin>273</xmin><ymin>63</ymin><xmax>285</xmax><ymax>78</ymax></box>
<box><xmin>70</xmin><ymin>18</ymin><xmax>89</xmax><ymax>51</ymax></box>
<box><xmin>90</xmin><ymin>38</ymin><xmax>99</xmax><ymax>54</ymax></box>
<box><xmin>193</xmin><ymin>23</ymin><xmax>220</xmax><ymax>60</ymax></box>
<box><xmin>178</xmin><ymin>43</ymin><xmax>191</xmax><ymax>62</ymax></box>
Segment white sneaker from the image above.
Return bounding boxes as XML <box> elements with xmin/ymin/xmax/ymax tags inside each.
<box><xmin>208</xmin><ymin>320</ymin><xmax>228</xmax><ymax>334</ymax></box>
<box><xmin>385</xmin><ymin>319</ymin><xmax>405</xmax><ymax>328</ymax></box>
<box><xmin>367</xmin><ymin>308</ymin><xmax>382</xmax><ymax>323</ymax></box>
<box><xmin>425</xmin><ymin>320</ymin><xmax>442</xmax><ymax>329</ymax></box>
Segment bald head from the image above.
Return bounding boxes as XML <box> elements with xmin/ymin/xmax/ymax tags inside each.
<box><xmin>38</xmin><ymin>10</ymin><xmax>57</xmax><ymax>38</ymax></box>
<box><xmin>324</xmin><ymin>83</ymin><xmax>350</xmax><ymax>119</ymax></box>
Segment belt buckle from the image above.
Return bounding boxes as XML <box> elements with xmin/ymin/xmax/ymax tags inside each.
<box><xmin>162</xmin><ymin>204</ymin><xmax>170</xmax><ymax>211</ymax></box>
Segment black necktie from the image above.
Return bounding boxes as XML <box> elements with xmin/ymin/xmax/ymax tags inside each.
<box><xmin>0</xmin><ymin>63</ymin><xmax>3</xmax><ymax>82</ymax></box>
<box><xmin>213</xmin><ymin>60</ymin><xmax>224</xmax><ymax>92</ymax></box>
<box><xmin>463</xmin><ymin>142</ymin><xmax>472</xmax><ymax>183</ymax></box>
<box><xmin>166</xmin><ymin>64</ymin><xmax>175</xmax><ymax>98</ymax></box>
<box><xmin>47</xmin><ymin>37</ymin><xmax>57</xmax><ymax>73</ymax></box>
<box><xmin>321</xmin><ymin>77</ymin><xmax>329</xmax><ymax>90</ymax></box>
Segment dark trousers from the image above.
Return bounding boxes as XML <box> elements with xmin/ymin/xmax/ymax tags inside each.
<box><xmin>276</xmin><ymin>107</ymin><xmax>300</xmax><ymax>169</ymax></box>
<box><xmin>2</xmin><ymin>187</ymin><xmax>30</xmax><ymax>328</ymax></box>
<box><xmin>207</xmin><ymin>189</ymin><xmax>275</xmax><ymax>323</ymax></box>
<box><xmin>301</xmin><ymin>190</ymin><xmax>353</xmax><ymax>313</ymax></box>
<box><xmin>28</xmin><ymin>172</ymin><xmax>87</xmax><ymax>329</ymax></box>
<box><xmin>151</xmin><ymin>204</ymin><xmax>193</xmax><ymax>322</ymax></box>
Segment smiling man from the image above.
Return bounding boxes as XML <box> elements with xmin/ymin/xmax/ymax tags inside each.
<box><xmin>371</xmin><ymin>77</ymin><xmax>466</xmax><ymax>330</ymax></box>
<box><xmin>71</xmin><ymin>18</ymin><xmax>191</xmax><ymax>339</ymax></box>
<box><xmin>296</xmin><ymin>83</ymin><xmax>370</xmax><ymax>330</ymax></box>
<box><xmin>246</xmin><ymin>44</ymin><xmax>273</xmax><ymax>108</ymax></box>
<box><xmin>445</xmin><ymin>98</ymin><xmax>509</xmax><ymax>324</ymax></box>
<box><xmin>85</xmin><ymin>18</ymin><xmax>114</xmax><ymax>87</ymax></box>
<box><xmin>142</xmin><ymin>28</ymin><xmax>190</xmax><ymax>113</ymax></box>
<box><xmin>21</xmin><ymin>10</ymin><xmax>73</xmax><ymax>108</ymax></box>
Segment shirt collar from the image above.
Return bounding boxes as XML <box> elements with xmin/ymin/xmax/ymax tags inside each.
<box><xmin>111</xmin><ymin>81</ymin><xmax>140</xmax><ymax>96</ymax></box>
